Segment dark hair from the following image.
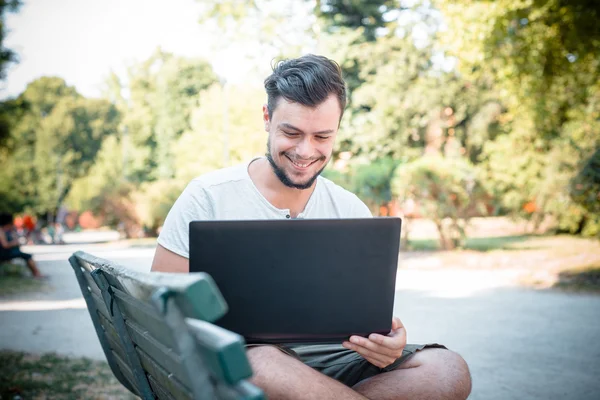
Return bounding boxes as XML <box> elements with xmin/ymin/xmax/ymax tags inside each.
<box><xmin>0</xmin><ymin>213</ymin><xmax>14</xmax><ymax>226</ymax></box>
<box><xmin>264</xmin><ymin>54</ymin><xmax>347</xmax><ymax>120</ymax></box>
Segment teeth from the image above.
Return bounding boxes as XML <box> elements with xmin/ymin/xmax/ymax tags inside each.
<box><xmin>293</xmin><ymin>161</ymin><xmax>310</xmax><ymax>168</ymax></box>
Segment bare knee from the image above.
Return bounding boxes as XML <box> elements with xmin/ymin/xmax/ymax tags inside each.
<box><xmin>407</xmin><ymin>349</ymin><xmax>472</xmax><ymax>400</ymax></box>
<box><xmin>247</xmin><ymin>345</ymin><xmax>295</xmax><ymax>381</ymax></box>
<box><xmin>247</xmin><ymin>345</ymin><xmax>289</xmax><ymax>365</ymax></box>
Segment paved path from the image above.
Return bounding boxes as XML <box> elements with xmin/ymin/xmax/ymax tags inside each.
<box><xmin>1</xmin><ymin>244</ymin><xmax>599</xmax><ymax>400</ymax></box>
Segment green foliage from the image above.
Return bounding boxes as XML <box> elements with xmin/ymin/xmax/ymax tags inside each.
<box><xmin>571</xmin><ymin>147</ymin><xmax>600</xmax><ymax>215</ymax></box>
<box><xmin>569</xmin><ymin>147</ymin><xmax>600</xmax><ymax>237</ymax></box>
<box><xmin>172</xmin><ymin>83</ymin><xmax>265</xmax><ymax>183</ymax></box>
<box><xmin>324</xmin><ymin>157</ymin><xmax>401</xmax><ymax>214</ymax></box>
<box><xmin>350</xmin><ymin>157</ymin><xmax>399</xmax><ymax>212</ymax></box>
<box><xmin>434</xmin><ymin>0</ymin><xmax>600</xmax><ymax>239</ymax></box>
<box><xmin>132</xmin><ymin>180</ymin><xmax>184</xmax><ymax>235</ymax></box>
<box><xmin>316</xmin><ymin>0</ymin><xmax>400</xmax><ymax>42</ymax></box>
<box><xmin>66</xmin><ymin>135</ymin><xmax>124</xmax><ymax>211</ymax></box>
<box><xmin>2</xmin><ymin>0</ymin><xmax>598</xmax><ymax>245</ymax></box>
<box><xmin>392</xmin><ymin>156</ymin><xmax>488</xmax><ymax>249</ymax></box>
<box><xmin>1</xmin><ymin>77</ymin><xmax>119</xmax><ymax>217</ymax></box>
<box><xmin>436</xmin><ymin>0</ymin><xmax>600</xmax><ymax>126</ymax></box>
<box><xmin>0</xmin><ymin>0</ymin><xmax>21</xmax><ymax>80</ymax></box>
<box><xmin>117</xmin><ymin>50</ymin><xmax>218</xmax><ymax>182</ymax></box>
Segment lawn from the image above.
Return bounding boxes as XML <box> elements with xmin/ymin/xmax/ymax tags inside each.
<box><xmin>403</xmin><ymin>234</ymin><xmax>600</xmax><ymax>292</ymax></box>
<box><xmin>0</xmin><ymin>262</ymin><xmax>48</xmax><ymax>297</ymax></box>
<box><xmin>0</xmin><ymin>351</ymin><xmax>136</xmax><ymax>400</ymax></box>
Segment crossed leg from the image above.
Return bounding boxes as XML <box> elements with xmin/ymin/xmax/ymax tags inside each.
<box><xmin>247</xmin><ymin>346</ymin><xmax>471</xmax><ymax>400</ymax></box>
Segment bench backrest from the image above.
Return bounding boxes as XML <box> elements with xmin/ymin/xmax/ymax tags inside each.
<box><xmin>69</xmin><ymin>251</ymin><xmax>264</xmax><ymax>400</ymax></box>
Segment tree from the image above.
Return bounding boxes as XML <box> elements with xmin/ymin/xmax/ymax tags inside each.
<box><xmin>1</xmin><ymin>77</ymin><xmax>119</xmax><ymax>218</ymax></box>
<box><xmin>114</xmin><ymin>50</ymin><xmax>217</xmax><ymax>182</ymax></box>
<box><xmin>0</xmin><ymin>0</ymin><xmax>20</xmax><ymax>80</ymax></box>
<box><xmin>315</xmin><ymin>0</ymin><xmax>401</xmax><ymax>42</ymax></box>
<box><xmin>436</xmin><ymin>0</ymin><xmax>600</xmax><ymax>134</ymax></box>
<box><xmin>435</xmin><ymin>0</ymin><xmax>600</xmax><ymax>236</ymax></box>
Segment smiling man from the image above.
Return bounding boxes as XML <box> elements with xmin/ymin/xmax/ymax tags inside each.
<box><xmin>152</xmin><ymin>54</ymin><xmax>471</xmax><ymax>400</ymax></box>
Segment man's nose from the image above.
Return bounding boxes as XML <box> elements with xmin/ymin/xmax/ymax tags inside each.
<box><xmin>296</xmin><ymin>137</ymin><xmax>315</xmax><ymax>159</ymax></box>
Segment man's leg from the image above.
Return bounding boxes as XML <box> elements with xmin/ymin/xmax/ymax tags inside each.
<box><xmin>353</xmin><ymin>348</ymin><xmax>472</xmax><ymax>400</ymax></box>
<box><xmin>247</xmin><ymin>346</ymin><xmax>368</xmax><ymax>400</ymax></box>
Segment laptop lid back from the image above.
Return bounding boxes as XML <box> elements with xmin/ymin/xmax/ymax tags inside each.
<box><xmin>189</xmin><ymin>218</ymin><xmax>401</xmax><ymax>343</ymax></box>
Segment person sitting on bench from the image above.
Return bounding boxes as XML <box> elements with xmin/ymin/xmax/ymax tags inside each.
<box><xmin>0</xmin><ymin>213</ymin><xmax>44</xmax><ymax>278</ymax></box>
<box><xmin>151</xmin><ymin>54</ymin><xmax>472</xmax><ymax>400</ymax></box>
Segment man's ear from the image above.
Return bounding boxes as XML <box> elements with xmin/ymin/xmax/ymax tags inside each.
<box><xmin>262</xmin><ymin>104</ymin><xmax>270</xmax><ymax>132</ymax></box>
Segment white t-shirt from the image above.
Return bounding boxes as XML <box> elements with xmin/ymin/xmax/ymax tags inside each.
<box><xmin>157</xmin><ymin>158</ymin><xmax>372</xmax><ymax>258</ymax></box>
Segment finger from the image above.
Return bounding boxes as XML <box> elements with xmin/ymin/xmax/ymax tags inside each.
<box><xmin>348</xmin><ymin>336</ymin><xmax>403</xmax><ymax>359</ymax></box>
<box><xmin>364</xmin><ymin>329</ymin><xmax>407</xmax><ymax>352</ymax></box>
<box><xmin>391</xmin><ymin>317</ymin><xmax>402</xmax><ymax>331</ymax></box>
<box><xmin>344</xmin><ymin>341</ymin><xmax>395</xmax><ymax>368</ymax></box>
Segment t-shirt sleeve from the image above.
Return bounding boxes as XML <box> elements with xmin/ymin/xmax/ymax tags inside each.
<box><xmin>157</xmin><ymin>181</ymin><xmax>213</xmax><ymax>259</ymax></box>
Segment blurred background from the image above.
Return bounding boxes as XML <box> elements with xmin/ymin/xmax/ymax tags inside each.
<box><xmin>0</xmin><ymin>0</ymin><xmax>599</xmax><ymax>399</ymax></box>
<box><xmin>0</xmin><ymin>0</ymin><xmax>599</xmax><ymax>246</ymax></box>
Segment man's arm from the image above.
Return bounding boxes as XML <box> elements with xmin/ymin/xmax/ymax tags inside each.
<box><xmin>151</xmin><ymin>244</ymin><xmax>189</xmax><ymax>273</ymax></box>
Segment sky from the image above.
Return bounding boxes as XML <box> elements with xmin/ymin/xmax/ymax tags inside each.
<box><xmin>1</xmin><ymin>0</ymin><xmax>446</xmax><ymax>100</ymax></box>
<box><xmin>1</xmin><ymin>0</ymin><xmax>222</xmax><ymax>99</ymax></box>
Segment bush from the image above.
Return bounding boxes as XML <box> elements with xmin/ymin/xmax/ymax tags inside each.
<box><xmin>392</xmin><ymin>155</ymin><xmax>488</xmax><ymax>249</ymax></box>
<box><xmin>132</xmin><ymin>179</ymin><xmax>184</xmax><ymax>236</ymax></box>
<box><xmin>323</xmin><ymin>157</ymin><xmax>400</xmax><ymax>215</ymax></box>
<box><xmin>569</xmin><ymin>147</ymin><xmax>600</xmax><ymax>238</ymax></box>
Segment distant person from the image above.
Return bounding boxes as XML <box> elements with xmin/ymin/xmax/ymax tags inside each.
<box><xmin>151</xmin><ymin>55</ymin><xmax>471</xmax><ymax>399</ymax></box>
<box><xmin>52</xmin><ymin>222</ymin><xmax>65</xmax><ymax>244</ymax></box>
<box><xmin>0</xmin><ymin>213</ymin><xmax>44</xmax><ymax>278</ymax></box>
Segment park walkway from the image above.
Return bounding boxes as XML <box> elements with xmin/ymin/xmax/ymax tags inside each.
<box><xmin>1</xmin><ymin>241</ymin><xmax>599</xmax><ymax>400</ymax></box>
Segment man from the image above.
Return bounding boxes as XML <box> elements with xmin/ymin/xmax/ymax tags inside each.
<box><xmin>152</xmin><ymin>54</ymin><xmax>471</xmax><ymax>400</ymax></box>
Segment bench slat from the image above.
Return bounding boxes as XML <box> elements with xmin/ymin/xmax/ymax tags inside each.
<box><xmin>124</xmin><ymin>319</ymin><xmax>190</xmax><ymax>387</ymax></box>
<box><xmin>81</xmin><ymin>268</ymin><xmax>103</xmax><ymax>298</ymax></box>
<box><xmin>147</xmin><ymin>374</ymin><xmax>179</xmax><ymax>400</ymax></box>
<box><xmin>110</xmin><ymin>286</ymin><xmax>179</xmax><ymax>350</ymax></box>
<box><xmin>186</xmin><ymin>318</ymin><xmax>253</xmax><ymax>385</ymax></box>
<box><xmin>111</xmin><ymin>348</ymin><xmax>140</xmax><ymax>395</ymax></box>
<box><xmin>137</xmin><ymin>348</ymin><xmax>195</xmax><ymax>400</ymax></box>
<box><xmin>97</xmin><ymin>312</ymin><xmax>128</xmax><ymax>366</ymax></box>
<box><xmin>90</xmin><ymin>290</ymin><xmax>111</xmax><ymax>323</ymax></box>
<box><xmin>69</xmin><ymin>255</ymin><xmax>139</xmax><ymax>397</ymax></box>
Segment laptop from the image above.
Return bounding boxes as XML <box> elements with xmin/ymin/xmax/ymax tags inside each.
<box><xmin>189</xmin><ymin>218</ymin><xmax>401</xmax><ymax>344</ymax></box>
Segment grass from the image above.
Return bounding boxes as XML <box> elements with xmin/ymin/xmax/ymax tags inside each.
<box><xmin>0</xmin><ymin>262</ymin><xmax>47</xmax><ymax>297</ymax></box>
<box><xmin>0</xmin><ymin>350</ymin><xmax>137</xmax><ymax>400</ymax></box>
<box><xmin>406</xmin><ymin>234</ymin><xmax>539</xmax><ymax>252</ymax></box>
<box><xmin>402</xmin><ymin>234</ymin><xmax>600</xmax><ymax>293</ymax></box>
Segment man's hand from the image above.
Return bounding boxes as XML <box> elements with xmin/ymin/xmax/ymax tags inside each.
<box><xmin>342</xmin><ymin>317</ymin><xmax>407</xmax><ymax>368</ymax></box>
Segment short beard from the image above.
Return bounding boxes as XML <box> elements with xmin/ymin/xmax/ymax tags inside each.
<box><xmin>266</xmin><ymin>141</ymin><xmax>327</xmax><ymax>190</ymax></box>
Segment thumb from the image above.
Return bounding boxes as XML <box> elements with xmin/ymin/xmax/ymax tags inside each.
<box><xmin>391</xmin><ymin>317</ymin><xmax>401</xmax><ymax>331</ymax></box>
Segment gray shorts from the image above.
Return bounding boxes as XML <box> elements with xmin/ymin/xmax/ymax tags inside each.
<box><xmin>247</xmin><ymin>343</ymin><xmax>447</xmax><ymax>387</ymax></box>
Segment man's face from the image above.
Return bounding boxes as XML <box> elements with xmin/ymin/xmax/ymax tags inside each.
<box><xmin>263</xmin><ymin>94</ymin><xmax>341</xmax><ymax>190</ymax></box>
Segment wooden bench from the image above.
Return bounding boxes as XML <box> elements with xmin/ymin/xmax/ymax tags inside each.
<box><xmin>69</xmin><ymin>251</ymin><xmax>264</xmax><ymax>400</ymax></box>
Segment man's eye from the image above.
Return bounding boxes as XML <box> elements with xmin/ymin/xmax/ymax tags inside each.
<box><xmin>316</xmin><ymin>136</ymin><xmax>330</xmax><ymax>140</ymax></box>
<box><xmin>284</xmin><ymin>131</ymin><xmax>299</xmax><ymax>136</ymax></box>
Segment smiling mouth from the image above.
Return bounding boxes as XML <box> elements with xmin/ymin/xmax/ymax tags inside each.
<box><xmin>285</xmin><ymin>155</ymin><xmax>318</xmax><ymax>169</ymax></box>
